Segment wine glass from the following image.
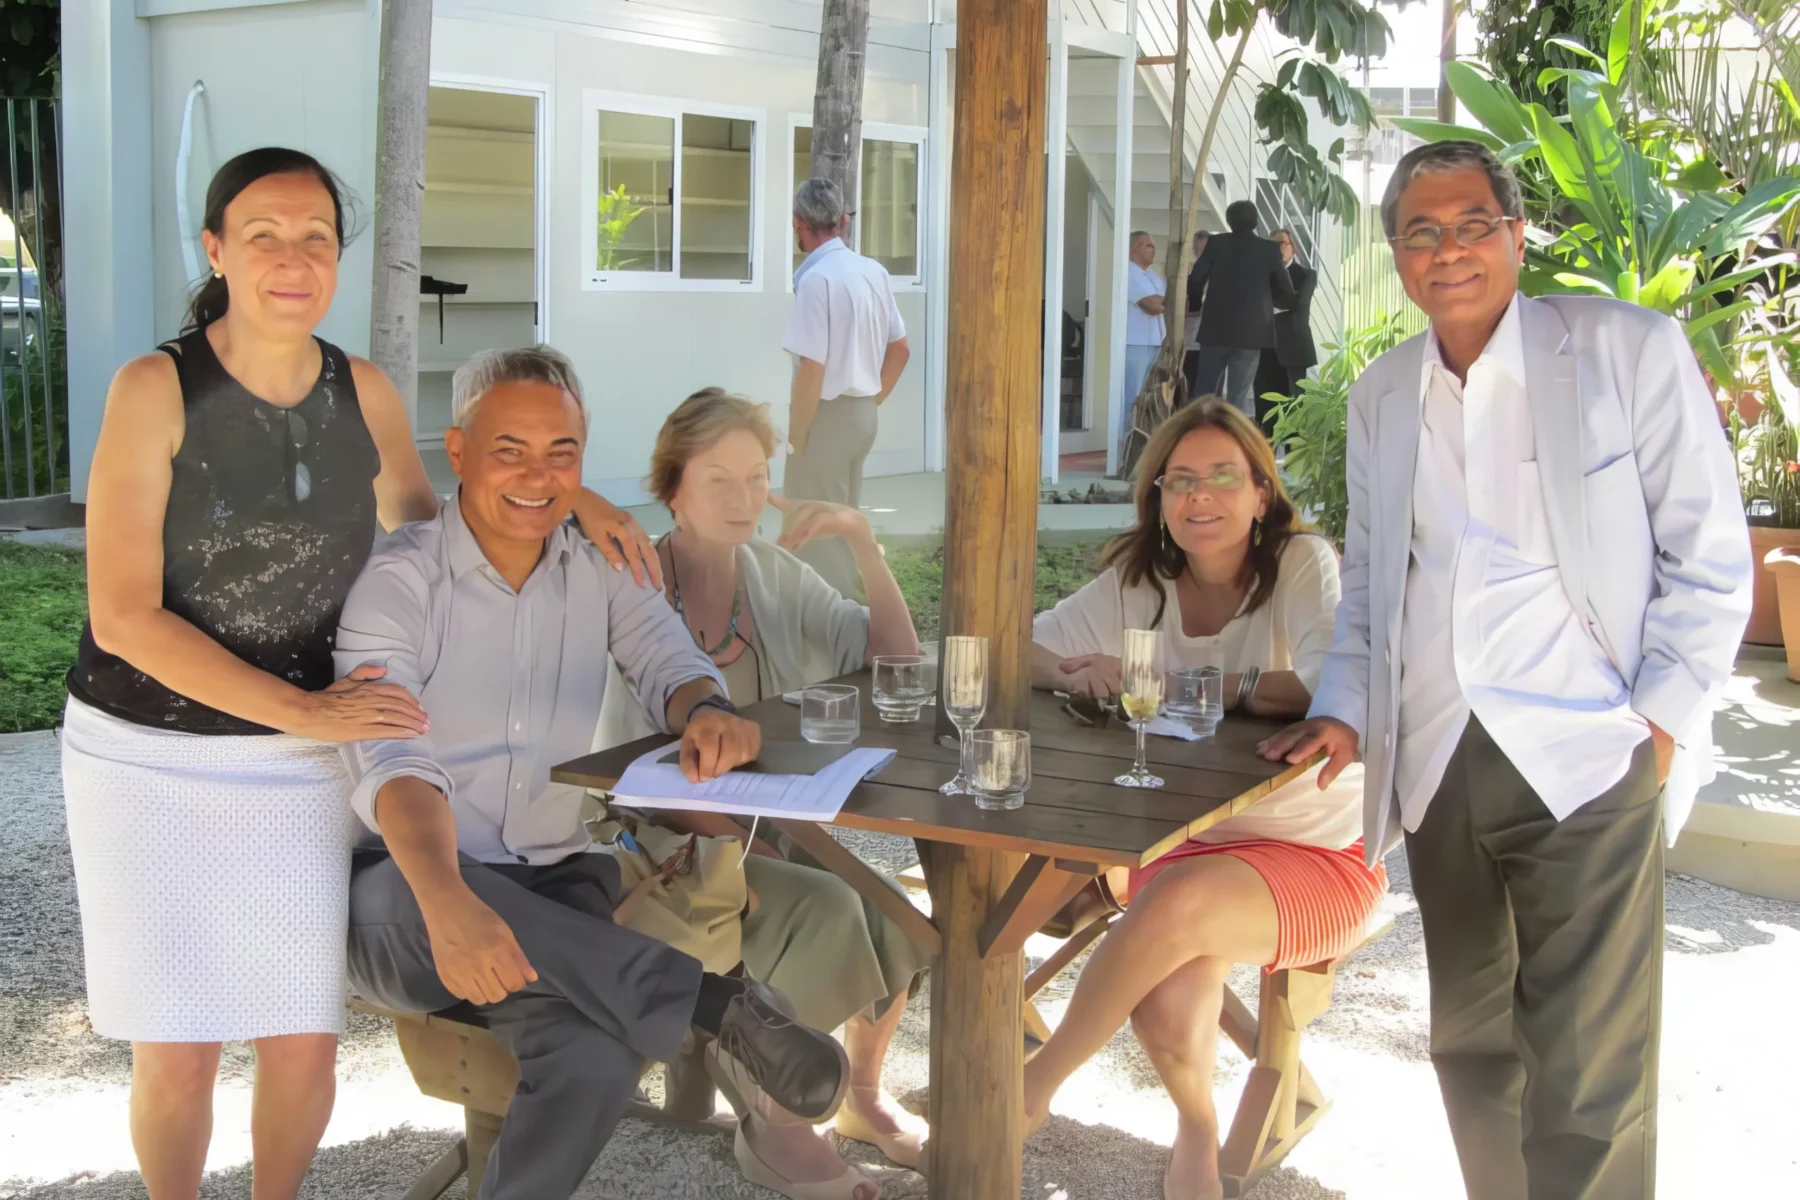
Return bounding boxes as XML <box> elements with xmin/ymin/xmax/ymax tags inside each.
<box><xmin>939</xmin><ymin>635</ymin><xmax>988</xmax><ymax>795</ymax></box>
<box><xmin>1114</xmin><ymin>628</ymin><xmax>1165</xmax><ymax>788</ymax></box>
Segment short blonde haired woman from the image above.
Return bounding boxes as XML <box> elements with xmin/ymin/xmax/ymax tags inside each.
<box><xmin>598</xmin><ymin>388</ymin><xmax>927</xmax><ymax>1199</ymax></box>
<box><xmin>1023</xmin><ymin>400</ymin><xmax>1386</xmax><ymax>1200</ymax></box>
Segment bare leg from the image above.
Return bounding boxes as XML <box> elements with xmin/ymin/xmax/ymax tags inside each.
<box><xmin>838</xmin><ymin>994</ymin><xmax>928</xmax><ymax>1166</ymax></box>
<box><xmin>1132</xmin><ymin>959</ymin><xmax>1231</xmax><ymax>1200</ymax></box>
<box><xmin>1023</xmin><ymin>855</ymin><xmax>1276</xmax><ymax>1129</ymax></box>
<box><xmin>131</xmin><ymin>1041</ymin><xmax>222</xmax><ymax>1199</ymax></box>
<box><xmin>249</xmin><ymin>1033</ymin><xmax>338</xmax><ymax>1199</ymax></box>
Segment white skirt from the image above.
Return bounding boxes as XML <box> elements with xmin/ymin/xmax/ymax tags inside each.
<box><xmin>60</xmin><ymin>697</ymin><xmax>357</xmax><ymax>1042</ymax></box>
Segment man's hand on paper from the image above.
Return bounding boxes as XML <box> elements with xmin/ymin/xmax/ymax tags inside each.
<box><xmin>680</xmin><ymin>708</ymin><xmax>762</xmax><ymax>783</ymax></box>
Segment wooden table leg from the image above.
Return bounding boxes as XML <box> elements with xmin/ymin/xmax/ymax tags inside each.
<box><xmin>773</xmin><ymin>818</ymin><xmax>943</xmax><ymax>958</ymax></box>
<box><xmin>924</xmin><ymin>840</ymin><xmax>1024</xmax><ymax>1200</ymax></box>
<box><xmin>400</xmin><ymin>1136</ymin><xmax>467</xmax><ymax>1200</ymax></box>
<box><xmin>977</xmin><ymin>855</ymin><xmax>1098</xmax><ymax>959</ymax></box>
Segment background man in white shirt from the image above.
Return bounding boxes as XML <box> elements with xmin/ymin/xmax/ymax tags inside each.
<box><xmin>781</xmin><ymin>178</ymin><xmax>910</xmax><ymax>598</ymax></box>
<box><xmin>1118</xmin><ymin>230</ymin><xmax>1166</xmax><ymax>472</ymax></box>
<box><xmin>1262</xmin><ymin>142</ymin><xmax>1752</xmax><ymax>1200</ymax></box>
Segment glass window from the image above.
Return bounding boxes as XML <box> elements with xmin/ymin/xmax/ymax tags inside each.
<box><xmin>791</xmin><ymin>123</ymin><xmax>926</xmax><ymax>285</ymax></box>
<box><xmin>793</xmin><ymin>127</ymin><xmax>813</xmax><ymax>274</ymax></box>
<box><xmin>680</xmin><ymin>114</ymin><xmax>755</xmax><ymax>280</ymax></box>
<box><xmin>1409</xmin><ymin>87</ymin><xmax>1439</xmax><ymax>116</ymax></box>
<box><xmin>1369</xmin><ymin>87</ymin><xmax>1405</xmax><ymax>117</ymax></box>
<box><xmin>586</xmin><ymin>95</ymin><xmax>761</xmax><ymax>288</ymax></box>
<box><xmin>861</xmin><ymin>138</ymin><xmax>920</xmax><ymax>278</ymax></box>
<box><xmin>595</xmin><ymin>110</ymin><xmax>674</xmax><ymax>273</ymax></box>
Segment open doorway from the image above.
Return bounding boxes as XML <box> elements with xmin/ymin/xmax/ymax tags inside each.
<box><xmin>415</xmin><ymin>83</ymin><xmax>544</xmax><ymax>487</ymax></box>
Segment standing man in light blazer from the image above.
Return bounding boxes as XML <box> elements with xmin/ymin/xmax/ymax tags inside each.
<box><xmin>1261</xmin><ymin>141</ymin><xmax>1752</xmax><ymax>1200</ymax></box>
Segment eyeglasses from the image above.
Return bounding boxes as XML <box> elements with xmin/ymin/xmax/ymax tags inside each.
<box><xmin>1388</xmin><ymin>215</ymin><xmax>1518</xmax><ymax>253</ymax></box>
<box><xmin>1155</xmin><ymin>468</ymin><xmax>1247</xmax><ymax>496</ymax></box>
<box><xmin>1058</xmin><ymin>692</ymin><xmax>1113</xmax><ymax>728</ymax></box>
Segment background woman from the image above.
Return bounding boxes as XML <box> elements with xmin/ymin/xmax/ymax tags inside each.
<box><xmin>597</xmin><ymin>388</ymin><xmax>927</xmax><ymax>1199</ymax></box>
<box><xmin>1023</xmin><ymin>401</ymin><xmax>1385</xmax><ymax>1200</ymax></box>
<box><xmin>63</xmin><ymin>149</ymin><xmax>440</xmax><ymax>1198</ymax></box>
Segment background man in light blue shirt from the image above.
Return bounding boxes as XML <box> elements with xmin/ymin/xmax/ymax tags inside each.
<box><xmin>335</xmin><ymin>347</ymin><xmax>852</xmax><ymax>1200</ymax></box>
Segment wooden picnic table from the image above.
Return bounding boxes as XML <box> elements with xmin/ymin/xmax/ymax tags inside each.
<box><xmin>552</xmin><ymin>669</ymin><xmax>1322</xmax><ymax>1198</ymax></box>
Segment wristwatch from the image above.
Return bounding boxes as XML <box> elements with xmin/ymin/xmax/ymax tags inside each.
<box><xmin>685</xmin><ymin>694</ymin><xmax>738</xmax><ymax>724</ymax></box>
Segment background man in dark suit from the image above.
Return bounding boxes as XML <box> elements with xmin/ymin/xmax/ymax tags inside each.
<box><xmin>1187</xmin><ymin>200</ymin><xmax>1297</xmax><ymax>416</ymax></box>
<box><xmin>1256</xmin><ymin>227</ymin><xmax>1319</xmax><ymax>438</ymax></box>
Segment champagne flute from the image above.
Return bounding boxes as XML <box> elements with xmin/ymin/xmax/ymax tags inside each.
<box><xmin>1114</xmin><ymin>628</ymin><xmax>1165</xmax><ymax>789</ymax></box>
<box><xmin>939</xmin><ymin>635</ymin><xmax>988</xmax><ymax>795</ymax></box>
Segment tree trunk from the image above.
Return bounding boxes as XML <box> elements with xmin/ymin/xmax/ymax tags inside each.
<box><xmin>370</xmin><ymin>0</ymin><xmax>433</xmax><ymax>426</ymax></box>
<box><xmin>1438</xmin><ymin>0</ymin><xmax>1457</xmax><ymax>124</ymax></box>
<box><xmin>811</xmin><ymin>0</ymin><xmax>871</xmax><ymax>215</ymax></box>
<box><xmin>1120</xmin><ymin>22</ymin><xmax>1254</xmax><ymax>477</ymax></box>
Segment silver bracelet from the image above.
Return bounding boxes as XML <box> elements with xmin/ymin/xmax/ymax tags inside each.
<box><xmin>1236</xmin><ymin>666</ymin><xmax>1262</xmax><ymax>711</ymax></box>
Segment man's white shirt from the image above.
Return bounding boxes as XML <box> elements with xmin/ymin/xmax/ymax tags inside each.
<box><xmin>1126</xmin><ymin>263</ymin><xmax>1167</xmax><ymax>346</ymax></box>
<box><xmin>1395</xmin><ymin>296</ymin><xmax>1650</xmax><ymax>831</ymax></box>
<box><xmin>782</xmin><ymin>238</ymin><xmax>906</xmax><ymax>400</ymax></box>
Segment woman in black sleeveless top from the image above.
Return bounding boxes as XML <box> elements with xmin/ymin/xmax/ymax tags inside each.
<box><xmin>60</xmin><ymin>149</ymin><xmax>444</xmax><ymax>1199</ymax></box>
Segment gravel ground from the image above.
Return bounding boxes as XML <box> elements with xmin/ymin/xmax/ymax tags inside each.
<box><xmin>4</xmin><ymin>726</ymin><xmax>1798</xmax><ymax>1199</ymax></box>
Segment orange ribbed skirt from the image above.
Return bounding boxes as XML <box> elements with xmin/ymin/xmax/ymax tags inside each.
<box><xmin>1128</xmin><ymin>838</ymin><xmax>1387</xmax><ymax>970</ymax></box>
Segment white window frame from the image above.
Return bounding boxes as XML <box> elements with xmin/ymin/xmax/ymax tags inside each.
<box><xmin>786</xmin><ymin>115</ymin><xmax>929</xmax><ymax>293</ymax></box>
<box><xmin>581</xmin><ymin>89</ymin><xmax>765</xmax><ymax>293</ymax></box>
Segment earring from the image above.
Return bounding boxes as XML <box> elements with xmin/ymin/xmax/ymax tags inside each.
<box><xmin>1161</xmin><ymin>520</ymin><xmax>1170</xmax><ymax>552</ymax></box>
<box><xmin>1252</xmin><ymin>518</ymin><xmax>1263</xmax><ymax>547</ymax></box>
<box><xmin>212</xmin><ymin>271</ymin><xmax>223</xmax><ymax>279</ymax></box>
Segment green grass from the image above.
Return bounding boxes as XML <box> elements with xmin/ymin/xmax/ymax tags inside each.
<box><xmin>0</xmin><ymin>541</ymin><xmax>87</xmax><ymax>733</ymax></box>
<box><xmin>885</xmin><ymin>535</ymin><xmax>1109</xmax><ymax>644</ymax></box>
<box><xmin>0</xmin><ymin>532</ymin><xmax>1113</xmax><ymax>732</ymax></box>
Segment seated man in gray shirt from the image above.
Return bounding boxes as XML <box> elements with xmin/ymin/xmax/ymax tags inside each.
<box><xmin>334</xmin><ymin>346</ymin><xmax>849</xmax><ymax>1200</ymax></box>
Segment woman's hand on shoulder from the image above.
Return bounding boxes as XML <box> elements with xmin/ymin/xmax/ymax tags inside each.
<box><xmin>768</xmin><ymin>493</ymin><xmax>871</xmax><ymax>552</ymax></box>
<box><xmin>284</xmin><ymin>663</ymin><xmax>431</xmax><ymax>743</ymax></box>
<box><xmin>1057</xmin><ymin>653</ymin><xmax>1123</xmax><ymax>699</ymax></box>
<box><xmin>569</xmin><ymin>488</ymin><xmax>664</xmax><ymax>591</ymax></box>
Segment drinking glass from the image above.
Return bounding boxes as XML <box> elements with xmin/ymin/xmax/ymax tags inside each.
<box><xmin>969</xmin><ymin>729</ymin><xmax>1031</xmax><ymax>811</ymax></box>
<box><xmin>1165</xmin><ymin>665</ymin><xmax>1223</xmax><ymax>737</ymax></box>
<box><xmin>872</xmin><ymin>655</ymin><xmax>932</xmax><ymax>723</ymax></box>
<box><xmin>800</xmin><ymin>684</ymin><xmax>860</xmax><ymax>744</ymax></box>
<box><xmin>939</xmin><ymin>635</ymin><xmax>989</xmax><ymax>794</ymax></box>
<box><xmin>1114</xmin><ymin>628</ymin><xmax>1166</xmax><ymax>788</ymax></box>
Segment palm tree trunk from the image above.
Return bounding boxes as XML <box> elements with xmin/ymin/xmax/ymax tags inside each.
<box><xmin>1122</xmin><ymin>22</ymin><xmax>1254</xmax><ymax>477</ymax></box>
<box><xmin>811</xmin><ymin>0</ymin><xmax>871</xmax><ymax>214</ymax></box>
<box><xmin>370</xmin><ymin>0</ymin><xmax>433</xmax><ymax>425</ymax></box>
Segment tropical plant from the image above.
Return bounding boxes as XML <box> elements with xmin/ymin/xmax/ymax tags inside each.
<box><xmin>1642</xmin><ymin>0</ymin><xmax>1800</xmax><ymax>193</ymax></box>
<box><xmin>595</xmin><ymin>184</ymin><xmax>647</xmax><ymax>271</ymax></box>
<box><xmin>1268</xmin><ymin>314</ymin><xmax>1409</xmax><ymax>547</ymax></box>
<box><xmin>1477</xmin><ymin>0</ymin><xmax>1619</xmax><ymax>115</ymax></box>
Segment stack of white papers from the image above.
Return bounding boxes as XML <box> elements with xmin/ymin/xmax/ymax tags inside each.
<box><xmin>608</xmin><ymin>745</ymin><xmax>898</xmax><ymax>822</ymax></box>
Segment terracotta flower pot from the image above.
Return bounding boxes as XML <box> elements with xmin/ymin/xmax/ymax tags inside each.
<box><xmin>1767</xmin><ymin>545</ymin><xmax>1800</xmax><ymax>683</ymax></box>
<box><xmin>1746</xmin><ymin>525</ymin><xmax>1800</xmax><ymax>646</ymax></box>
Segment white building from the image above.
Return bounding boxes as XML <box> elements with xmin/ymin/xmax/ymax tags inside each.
<box><xmin>64</xmin><ymin>0</ymin><xmax>1349</xmax><ymax>501</ymax></box>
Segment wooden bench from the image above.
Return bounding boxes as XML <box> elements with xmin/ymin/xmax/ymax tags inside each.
<box><xmin>899</xmin><ymin>865</ymin><xmax>1395</xmax><ymax>1199</ymax></box>
<box><xmin>349</xmin><ymin>997</ymin><xmax>733</xmax><ymax>1200</ymax></box>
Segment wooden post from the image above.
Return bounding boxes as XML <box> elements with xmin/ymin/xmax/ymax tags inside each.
<box><xmin>929</xmin><ymin>0</ymin><xmax>1046</xmax><ymax>1195</ymax></box>
<box><xmin>370</xmin><ymin>0</ymin><xmax>433</xmax><ymax>425</ymax></box>
<box><xmin>810</xmin><ymin>0</ymin><xmax>871</xmax><ymax>211</ymax></box>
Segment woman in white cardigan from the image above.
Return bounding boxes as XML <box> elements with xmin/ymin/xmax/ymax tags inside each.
<box><xmin>598</xmin><ymin>388</ymin><xmax>925</xmax><ymax>1200</ymax></box>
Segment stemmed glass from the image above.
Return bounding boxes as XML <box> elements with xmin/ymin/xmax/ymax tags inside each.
<box><xmin>939</xmin><ymin>635</ymin><xmax>989</xmax><ymax>795</ymax></box>
<box><xmin>1114</xmin><ymin>628</ymin><xmax>1166</xmax><ymax>789</ymax></box>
